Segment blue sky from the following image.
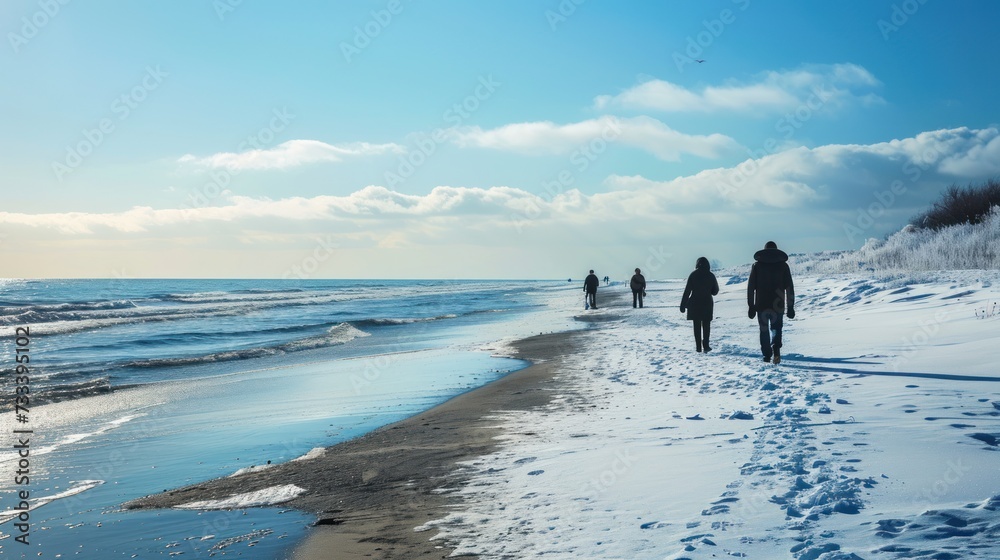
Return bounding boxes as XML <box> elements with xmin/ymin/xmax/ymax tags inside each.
<box><xmin>1</xmin><ymin>0</ymin><xmax>998</xmax><ymax>278</ymax></box>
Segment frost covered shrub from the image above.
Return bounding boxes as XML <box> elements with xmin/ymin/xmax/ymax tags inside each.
<box><xmin>810</xmin><ymin>208</ymin><xmax>1000</xmax><ymax>273</ymax></box>
<box><xmin>912</xmin><ymin>178</ymin><xmax>1000</xmax><ymax>230</ymax></box>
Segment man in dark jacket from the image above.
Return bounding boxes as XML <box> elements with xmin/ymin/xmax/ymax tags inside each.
<box><xmin>747</xmin><ymin>241</ymin><xmax>795</xmax><ymax>364</ymax></box>
<box><xmin>630</xmin><ymin>268</ymin><xmax>646</xmax><ymax>308</ymax></box>
<box><xmin>583</xmin><ymin>270</ymin><xmax>600</xmax><ymax>309</ymax></box>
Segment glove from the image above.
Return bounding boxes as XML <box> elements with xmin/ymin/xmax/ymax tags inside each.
<box><xmin>787</xmin><ymin>308</ymin><xmax>795</xmax><ymax>319</ymax></box>
<box><xmin>680</xmin><ymin>306</ymin><xmax>686</xmax><ymax>313</ymax></box>
<box><xmin>748</xmin><ymin>308</ymin><xmax>756</xmax><ymax>319</ymax></box>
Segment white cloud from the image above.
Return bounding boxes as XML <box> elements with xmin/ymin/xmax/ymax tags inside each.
<box><xmin>178</xmin><ymin>139</ymin><xmax>406</xmax><ymax>170</ymax></box>
<box><xmin>594</xmin><ymin>63</ymin><xmax>884</xmax><ymax>114</ymax></box>
<box><xmin>602</xmin><ymin>127</ymin><xmax>1000</xmax><ymax>211</ymax></box>
<box><xmin>449</xmin><ymin>115</ymin><xmax>740</xmax><ymax>161</ymax></box>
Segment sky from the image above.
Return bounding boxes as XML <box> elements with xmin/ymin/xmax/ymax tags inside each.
<box><xmin>1</xmin><ymin>0</ymin><xmax>999</xmax><ymax>279</ymax></box>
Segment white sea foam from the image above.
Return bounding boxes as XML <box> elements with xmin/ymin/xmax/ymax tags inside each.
<box><xmin>0</xmin><ymin>480</ymin><xmax>104</xmax><ymax>525</ymax></box>
<box><xmin>175</xmin><ymin>484</ymin><xmax>306</xmax><ymax>510</ymax></box>
<box><xmin>227</xmin><ymin>463</ymin><xmax>276</xmax><ymax>477</ymax></box>
<box><xmin>30</xmin><ymin>413</ymin><xmax>144</xmax><ymax>458</ymax></box>
<box><xmin>292</xmin><ymin>447</ymin><xmax>327</xmax><ymax>462</ymax></box>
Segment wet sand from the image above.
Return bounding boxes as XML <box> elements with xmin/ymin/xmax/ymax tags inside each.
<box><xmin>124</xmin><ymin>328</ymin><xmax>588</xmax><ymax>559</ymax></box>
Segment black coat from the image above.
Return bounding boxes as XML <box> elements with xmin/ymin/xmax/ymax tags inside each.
<box><xmin>681</xmin><ymin>267</ymin><xmax>719</xmax><ymax>321</ymax></box>
<box><xmin>583</xmin><ymin>274</ymin><xmax>600</xmax><ymax>293</ymax></box>
<box><xmin>747</xmin><ymin>248</ymin><xmax>795</xmax><ymax>312</ymax></box>
<box><xmin>630</xmin><ymin>273</ymin><xmax>646</xmax><ymax>292</ymax></box>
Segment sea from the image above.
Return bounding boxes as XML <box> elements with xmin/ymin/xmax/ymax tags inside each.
<box><xmin>0</xmin><ymin>278</ymin><xmax>582</xmax><ymax>558</ymax></box>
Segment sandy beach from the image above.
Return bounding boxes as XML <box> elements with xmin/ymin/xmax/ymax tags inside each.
<box><xmin>124</xmin><ymin>308</ymin><xmax>614</xmax><ymax>558</ymax></box>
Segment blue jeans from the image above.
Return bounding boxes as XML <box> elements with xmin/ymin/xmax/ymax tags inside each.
<box><xmin>757</xmin><ymin>310</ymin><xmax>782</xmax><ymax>358</ymax></box>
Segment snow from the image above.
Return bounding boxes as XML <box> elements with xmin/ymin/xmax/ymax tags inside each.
<box><xmin>175</xmin><ymin>484</ymin><xmax>306</xmax><ymax>510</ymax></box>
<box><xmin>420</xmin><ymin>267</ymin><xmax>1000</xmax><ymax>559</ymax></box>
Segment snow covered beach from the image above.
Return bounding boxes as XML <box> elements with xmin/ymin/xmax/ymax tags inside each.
<box><xmin>421</xmin><ymin>270</ymin><xmax>1000</xmax><ymax>559</ymax></box>
<box><xmin>125</xmin><ymin>267</ymin><xmax>1000</xmax><ymax>559</ymax></box>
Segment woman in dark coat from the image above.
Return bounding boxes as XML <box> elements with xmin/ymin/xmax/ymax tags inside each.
<box><xmin>680</xmin><ymin>257</ymin><xmax>720</xmax><ymax>352</ymax></box>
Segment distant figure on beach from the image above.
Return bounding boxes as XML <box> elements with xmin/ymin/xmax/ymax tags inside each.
<box><xmin>630</xmin><ymin>268</ymin><xmax>646</xmax><ymax>308</ymax></box>
<box><xmin>604</xmin><ymin>275</ymin><xmax>610</xmax><ymax>285</ymax></box>
<box><xmin>748</xmin><ymin>241</ymin><xmax>795</xmax><ymax>364</ymax></box>
<box><xmin>680</xmin><ymin>257</ymin><xmax>719</xmax><ymax>352</ymax></box>
<box><xmin>583</xmin><ymin>270</ymin><xmax>600</xmax><ymax>309</ymax></box>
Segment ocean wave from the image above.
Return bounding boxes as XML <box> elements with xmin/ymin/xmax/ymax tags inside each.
<box><xmin>353</xmin><ymin>314</ymin><xmax>459</xmax><ymax>327</ymax></box>
<box><xmin>158</xmin><ymin>290</ymin><xmax>351</xmax><ymax>305</ymax></box>
<box><xmin>0</xmin><ymin>291</ymin><xmax>369</xmax><ymax>336</ymax></box>
<box><xmin>122</xmin><ymin>322</ymin><xmax>372</xmax><ymax>369</ymax></box>
<box><xmin>0</xmin><ymin>299</ymin><xmax>139</xmax><ymax>324</ymax></box>
<box><xmin>0</xmin><ymin>377</ymin><xmax>112</xmax><ymax>411</ymax></box>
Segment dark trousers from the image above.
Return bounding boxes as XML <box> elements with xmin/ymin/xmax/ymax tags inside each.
<box><xmin>586</xmin><ymin>291</ymin><xmax>597</xmax><ymax>308</ymax></box>
<box><xmin>632</xmin><ymin>290</ymin><xmax>643</xmax><ymax>308</ymax></box>
<box><xmin>757</xmin><ymin>309</ymin><xmax>783</xmax><ymax>358</ymax></box>
<box><xmin>693</xmin><ymin>320</ymin><xmax>711</xmax><ymax>351</ymax></box>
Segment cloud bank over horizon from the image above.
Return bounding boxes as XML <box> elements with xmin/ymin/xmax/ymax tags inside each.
<box><xmin>5</xmin><ymin>126</ymin><xmax>997</xmax><ymax>275</ymax></box>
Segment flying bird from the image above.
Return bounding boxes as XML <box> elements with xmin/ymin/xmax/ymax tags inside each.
<box><xmin>695</xmin><ymin>59</ymin><xmax>705</xmax><ymax>63</ymax></box>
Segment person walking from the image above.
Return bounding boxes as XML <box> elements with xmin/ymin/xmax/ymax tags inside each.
<box><xmin>747</xmin><ymin>241</ymin><xmax>795</xmax><ymax>364</ymax></box>
<box><xmin>680</xmin><ymin>257</ymin><xmax>719</xmax><ymax>352</ymax></box>
<box><xmin>630</xmin><ymin>268</ymin><xmax>646</xmax><ymax>308</ymax></box>
<box><xmin>583</xmin><ymin>269</ymin><xmax>600</xmax><ymax>309</ymax></box>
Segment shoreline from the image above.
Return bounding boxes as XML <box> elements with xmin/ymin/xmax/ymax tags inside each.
<box><xmin>123</xmin><ymin>321</ymin><xmax>604</xmax><ymax>558</ymax></box>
